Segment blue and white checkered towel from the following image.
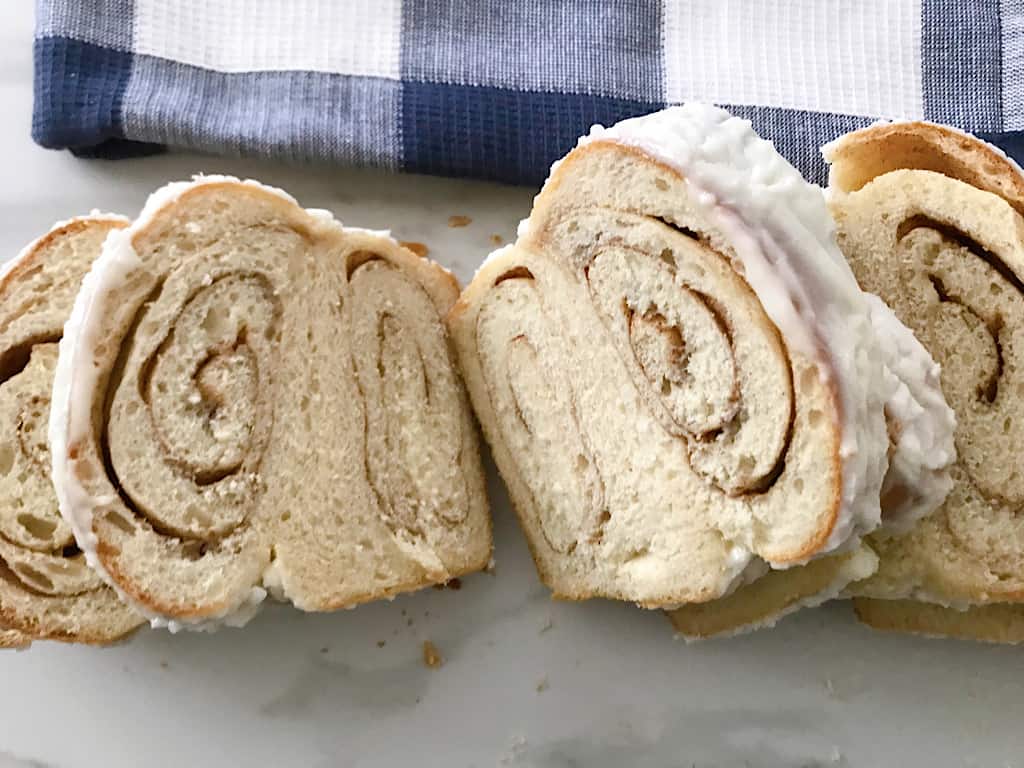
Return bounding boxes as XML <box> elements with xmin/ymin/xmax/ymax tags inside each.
<box><xmin>33</xmin><ymin>0</ymin><xmax>1024</xmax><ymax>186</ymax></box>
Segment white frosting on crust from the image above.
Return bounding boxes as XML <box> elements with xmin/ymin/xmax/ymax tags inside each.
<box><xmin>565</xmin><ymin>104</ymin><xmax>891</xmax><ymax>560</ymax></box>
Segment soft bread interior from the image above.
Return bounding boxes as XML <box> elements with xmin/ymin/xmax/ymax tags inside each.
<box><xmin>830</xmin><ymin>124</ymin><xmax>1024</xmax><ymax>609</ymax></box>
<box><xmin>450</xmin><ymin>142</ymin><xmax>855</xmax><ymax>607</ymax></box>
<box><xmin>0</xmin><ymin>218</ymin><xmax>142</xmax><ymax>644</ymax></box>
<box><xmin>57</xmin><ymin>182</ymin><xmax>490</xmax><ymax>623</ymax></box>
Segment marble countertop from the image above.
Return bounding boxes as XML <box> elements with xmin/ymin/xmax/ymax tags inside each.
<box><xmin>3</xmin><ymin>8</ymin><xmax>1023</xmax><ymax>768</ymax></box>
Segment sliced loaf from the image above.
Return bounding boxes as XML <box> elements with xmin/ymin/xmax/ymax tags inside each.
<box><xmin>449</xmin><ymin>105</ymin><xmax>902</xmax><ymax>607</ymax></box>
<box><xmin>50</xmin><ymin>178</ymin><xmax>492</xmax><ymax>630</ymax></box>
<box><xmin>826</xmin><ymin>121</ymin><xmax>1024</xmax><ymax>641</ymax></box>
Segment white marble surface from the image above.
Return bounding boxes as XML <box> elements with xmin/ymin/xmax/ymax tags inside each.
<box><xmin>3</xmin><ymin>7</ymin><xmax>1024</xmax><ymax>768</ymax></box>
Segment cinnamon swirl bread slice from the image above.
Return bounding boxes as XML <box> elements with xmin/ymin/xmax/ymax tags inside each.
<box><xmin>0</xmin><ymin>217</ymin><xmax>143</xmax><ymax>644</ymax></box>
<box><xmin>449</xmin><ymin>105</ymin><xmax>896</xmax><ymax>607</ymax></box>
<box><xmin>668</xmin><ymin>293</ymin><xmax>956</xmax><ymax>638</ymax></box>
<box><xmin>50</xmin><ymin>178</ymin><xmax>491</xmax><ymax>630</ymax></box>
<box><xmin>826</xmin><ymin>121</ymin><xmax>1024</xmax><ymax>642</ymax></box>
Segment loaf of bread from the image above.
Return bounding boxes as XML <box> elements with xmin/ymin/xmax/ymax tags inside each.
<box><xmin>49</xmin><ymin>178</ymin><xmax>491</xmax><ymax>630</ymax></box>
<box><xmin>826</xmin><ymin>121</ymin><xmax>1024</xmax><ymax>642</ymax></box>
<box><xmin>449</xmin><ymin>104</ymin><xmax>919</xmax><ymax>608</ymax></box>
<box><xmin>0</xmin><ymin>217</ymin><xmax>142</xmax><ymax>644</ymax></box>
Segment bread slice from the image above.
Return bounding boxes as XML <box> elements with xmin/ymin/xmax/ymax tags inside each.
<box><xmin>826</xmin><ymin>122</ymin><xmax>1024</xmax><ymax>637</ymax></box>
<box><xmin>0</xmin><ymin>217</ymin><xmax>142</xmax><ymax>645</ymax></box>
<box><xmin>853</xmin><ymin>599</ymin><xmax>1024</xmax><ymax>645</ymax></box>
<box><xmin>49</xmin><ymin>178</ymin><xmax>491</xmax><ymax>630</ymax></box>
<box><xmin>667</xmin><ymin>291</ymin><xmax>956</xmax><ymax>638</ymax></box>
<box><xmin>668</xmin><ymin>545</ymin><xmax>878</xmax><ymax>639</ymax></box>
<box><xmin>448</xmin><ymin>104</ymin><xmax>898</xmax><ymax>607</ymax></box>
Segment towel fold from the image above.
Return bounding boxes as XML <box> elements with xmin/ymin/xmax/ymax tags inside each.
<box><xmin>32</xmin><ymin>0</ymin><xmax>1024</xmax><ymax>185</ymax></box>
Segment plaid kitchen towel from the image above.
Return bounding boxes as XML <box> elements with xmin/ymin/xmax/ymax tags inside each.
<box><xmin>33</xmin><ymin>0</ymin><xmax>1024</xmax><ymax>186</ymax></box>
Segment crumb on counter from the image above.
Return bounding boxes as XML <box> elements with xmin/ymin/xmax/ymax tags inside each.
<box><xmin>376</xmin><ymin>640</ymin><xmax>386</xmax><ymax>648</ymax></box>
<box><xmin>320</xmin><ymin>647</ymin><xmax>329</xmax><ymax>654</ymax></box>
<box><xmin>422</xmin><ymin>640</ymin><xmax>444</xmax><ymax>669</ymax></box>
<box><xmin>433</xmin><ymin>577</ymin><xmax>463</xmax><ymax>591</ymax></box>
<box><xmin>448</xmin><ymin>215</ymin><xmax>472</xmax><ymax>228</ymax></box>
<box><xmin>536</xmin><ymin>676</ymin><xmax>549</xmax><ymax>693</ymax></box>
<box><xmin>399</xmin><ymin>240</ymin><xmax>430</xmax><ymax>258</ymax></box>
<box><xmin>490</xmin><ymin>234</ymin><xmax>504</xmax><ymax>245</ymax></box>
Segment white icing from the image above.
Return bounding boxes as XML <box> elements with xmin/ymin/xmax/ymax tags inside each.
<box><xmin>474</xmin><ymin>243</ymin><xmax>518</xmax><ymax>280</ymax></box>
<box><xmin>572</xmin><ymin>104</ymin><xmax>891</xmax><ymax>559</ymax></box>
<box><xmin>261</xmin><ymin>559</ymin><xmax>287</xmax><ymax>601</ymax></box>
<box><xmin>50</xmin><ymin>226</ymin><xmax>148</xmax><ymax>616</ymax></box>
<box><xmin>345</xmin><ymin>225</ymin><xmax>394</xmax><ymax>240</ymax></box>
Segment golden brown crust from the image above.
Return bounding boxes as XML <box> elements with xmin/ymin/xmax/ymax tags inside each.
<box><xmin>853</xmin><ymin>598</ymin><xmax>1024</xmax><ymax>644</ymax></box>
<box><xmin>0</xmin><ymin>218</ymin><xmax>118</xmax><ymax>297</ymax></box>
<box><xmin>0</xmin><ymin>605</ymin><xmax>138</xmax><ymax>646</ymax></box>
<box><xmin>0</xmin><ymin>626</ymin><xmax>29</xmax><ymax>649</ymax></box>
<box><xmin>827</xmin><ymin>121</ymin><xmax>1024</xmax><ymax>215</ymax></box>
<box><xmin>316</xmin><ymin>547</ymin><xmax>492</xmax><ymax>612</ymax></box>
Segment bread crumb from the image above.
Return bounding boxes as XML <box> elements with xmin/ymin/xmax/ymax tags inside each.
<box><xmin>376</xmin><ymin>640</ymin><xmax>386</xmax><ymax>648</ymax></box>
<box><xmin>422</xmin><ymin>640</ymin><xmax>444</xmax><ymax>669</ymax></box>
<box><xmin>536</xmin><ymin>676</ymin><xmax>549</xmax><ymax>693</ymax></box>
<box><xmin>159</xmin><ymin>661</ymin><xmax>169</xmax><ymax>669</ymax></box>
<box><xmin>448</xmin><ymin>215</ymin><xmax>472</xmax><ymax>228</ymax></box>
<box><xmin>399</xmin><ymin>240</ymin><xmax>429</xmax><ymax>258</ymax></box>
<box><xmin>484</xmin><ymin>558</ymin><xmax>497</xmax><ymax>575</ymax></box>
<box><xmin>824</xmin><ymin>677</ymin><xmax>836</xmax><ymax>697</ymax></box>
<box><xmin>490</xmin><ymin>234</ymin><xmax>504</xmax><ymax>245</ymax></box>
<box><xmin>432</xmin><ymin>577</ymin><xmax>462</xmax><ymax>591</ymax></box>
<box><xmin>320</xmin><ymin>647</ymin><xmax>329</xmax><ymax>654</ymax></box>
<box><xmin>407</xmin><ymin>617</ymin><xmax>414</xmax><ymax>627</ymax></box>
